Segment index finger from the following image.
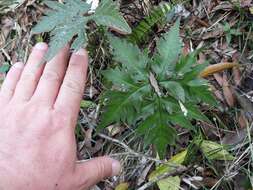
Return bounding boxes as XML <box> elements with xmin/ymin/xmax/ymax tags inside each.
<box><xmin>54</xmin><ymin>49</ymin><xmax>88</xmax><ymax>119</ymax></box>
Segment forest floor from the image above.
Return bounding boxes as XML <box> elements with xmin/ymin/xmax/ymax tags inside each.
<box><xmin>0</xmin><ymin>0</ymin><xmax>253</xmax><ymax>189</ymax></box>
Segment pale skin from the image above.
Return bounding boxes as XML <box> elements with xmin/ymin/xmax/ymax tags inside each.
<box><xmin>0</xmin><ymin>43</ymin><xmax>121</xmax><ymax>190</ymax></box>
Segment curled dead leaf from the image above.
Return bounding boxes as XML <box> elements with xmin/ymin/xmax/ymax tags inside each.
<box><xmin>222</xmin><ymin>73</ymin><xmax>235</xmax><ymax>107</ymax></box>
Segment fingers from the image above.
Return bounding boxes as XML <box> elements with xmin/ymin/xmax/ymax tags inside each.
<box><xmin>74</xmin><ymin>157</ymin><xmax>121</xmax><ymax>189</ymax></box>
<box><xmin>54</xmin><ymin>49</ymin><xmax>88</xmax><ymax>118</ymax></box>
<box><xmin>0</xmin><ymin>62</ymin><xmax>24</xmax><ymax>104</ymax></box>
<box><xmin>12</xmin><ymin>43</ymin><xmax>48</xmax><ymax>102</ymax></box>
<box><xmin>32</xmin><ymin>45</ymin><xmax>70</xmax><ymax>106</ymax></box>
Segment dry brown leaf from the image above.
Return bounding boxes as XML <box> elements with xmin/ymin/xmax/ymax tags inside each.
<box><xmin>202</xmin><ymin>28</ymin><xmax>224</xmax><ymax>40</ymax></box>
<box><xmin>213</xmin><ymin>73</ymin><xmax>223</xmax><ymax>86</ymax></box>
<box><xmin>202</xmin><ymin>177</ymin><xmax>219</xmax><ymax>187</ymax></box>
<box><xmin>149</xmin><ymin>72</ymin><xmax>161</xmax><ymax>97</ymax></box>
<box><xmin>107</xmin><ymin>124</ymin><xmax>123</xmax><ymax>136</ymax></box>
<box><xmin>238</xmin><ymin>112</ymin><xmax>247</xmax><ymax>129</ymax></box>
<box><xmin>198</xmin><ymin>52</ymin><xmax>206</xmax><ymax>64</ymax></box>
<box><xmin>232</xmin><ymin>67</ymin><xmax>241</xmax><ymax>86</ymax></box>
<box><xmin>210</xmin><ymin>85</ymin><xmax>224</xmax><ymax>102</ymax></box>
<box><xmin>222</xmin><ymin>73</ymin><xmax>236</xmax><ymax>107</ymax></box>
<box><xmin>222</xmin><ymin>128</ymin><xmax>247</xmax><ymax>145</ymax></box>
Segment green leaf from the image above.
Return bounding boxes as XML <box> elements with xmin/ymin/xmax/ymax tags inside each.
<box><xmin>156</xmin><ymin>177</ymin><xmax>181</xmax><ymax>190</ymax></box>
<box><xmin>46</xmin><ymin>17</ymin><xmax>88</xmax><ymax>61</ymax></box>
<box><xmin>190</xmin><ymin>86</ymin><xmax>217</xmax><ymax>105</ymax></box>
<box><xmin>32</xmin><ymin>0</ymin><xmax>130</xmax><ymax>61</ymax></box>
<box><xmin>128</xmin><ymin>2</ymin><xmax>171</xmax><ymax>44</ymax></box>
<box><xmin>0</xmin><ymin>64</ymin><xmax>10</xmax><ymax>73</ymax></box>
<box><xmin>156</xmin><ymin>20</ymin><xmax>182</xmax><ymax>73</ymax></box>
<box><xmin>32</xmin><ymin>0</ymin><xmax>90</xmax><ymax>61</ymax></box>
<box><xmin>32</xmin><ymin>0</ymin><xmax>90</xmax><ymax>34</ymax></box>
<box><xmin>184</xmin><ymin>103</ymin><xmax>210</xmax><ymax>122</ymax></box>
<box><xmin>187</xmin><ymin>78</ymin><xmax>208</xmax><ymax>87</ymax></box>
<box><xmin>92</xmin><ymin>0</ymin><xmax>131</xmax><ymax>34</ymax></box>
<box><xmin>100</xmin><ymin>84</ymin><xmax>150</xmax><ymax>128</ymax></box>
<box><xmin>80</xmin><ymin>100</ymin><xmax>96</xmax><ymax>109</ymax></box>
<box><xmin>160</xmin><ymin>81</ymin><xmax>185</xmax><ymax>102</ymax></box>
<box><xmin>108</xmin><ymin>36</ymin><xmax>149</xmax><ymax>80</ymax></box>
<box><xmin>138</xmin><ymin>111</ymin><xmax>177</xmax><ymax>158</ymax></box>
<box><xmin>71</xmin><ymin>30</ymin><xmax>88</xmax><ymax>50</ymax></box>
<box><xmin>103</xmin><ymin>67</ymin><xmax>137</xmax><ymax>89</ymax></box>
<box><xmin>175</xmin><ymin>53</ymin><xmax>197</xmax><ymax>74</ymax></box>
<box><xmin>199</xmin><ymin>140</ymin><xmax>234</xmax><ymax>161</ymax></box>
<box><xmin>149</xmin><ymin>150</ymin><xmax>187</xmax><ymax>190</ymax></box>
<box><xmin>168</xmin><ymin>113</ymin><xmax>194</xmax><ymax>130</ymax></box>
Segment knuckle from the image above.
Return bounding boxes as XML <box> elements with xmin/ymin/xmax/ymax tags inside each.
<box><xmin>96</xmin><ymin>160</ymin><xmax>109</xmax><ymax>179</ymax></box>
<box><xmin>0</xmin><ymin>86</ymin><xmax>15</xmax><ymax>97</ymax></box>
<box><xmin>63</xmin><ymin>78</ymin><xmax>82</xmax><ymax>94</ymax></box>
<box><xmin>21</xmin><ymin>72</ymin><xmax>36</xmax><ymax>81</ymax></box>
<box><xmin>42</xmin><ymin>70</ymin><xmax>61</xmax><ymax>83</ymax></box>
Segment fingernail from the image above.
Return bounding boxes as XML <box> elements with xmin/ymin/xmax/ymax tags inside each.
<box><xmin>111</xmin><ymin>159</ymin><xmax>121</xmax><ymax>176</ymax></box>
<box><xmin>34</xmin><ymin>42</ymin><xmax>48</xmax><ymax>50</ymax></box>
<box><xmin>75</xmin><ymin>48</ymin><xmax>87</xmax><ymax>56</ymax></box>
<box><xmin>13</xmin><ymin>62</ymin><xmax>24</xmax><ymax>69</ymax></box>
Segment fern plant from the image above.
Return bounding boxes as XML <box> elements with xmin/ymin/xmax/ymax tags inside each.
<box><xmin>128</xmin><ymin>2</ymin><xmax>172</xmax><ymax>44</ymax></box>
<box><xmin>100</xmin><ymin>21</ymin><xmax>216</xmax><ymax>158</ymax></box>
<box><xmin>32</xmin><ymin>0</ymin><xmax>131</xmax><ymax>61</ymax></box>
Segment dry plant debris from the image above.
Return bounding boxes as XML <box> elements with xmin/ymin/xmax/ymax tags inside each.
<box><xmin>0</xmin><ymin>0</ymin><xmax>253</xmax><ymax>189</ymax></box>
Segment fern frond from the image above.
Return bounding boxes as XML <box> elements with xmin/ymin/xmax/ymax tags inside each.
<box><xmin>128</xmin><ymin>2</ymin><xmax>171</xmax><ymax>44</ymax></box>
<box><xmin>32</xmin><ymin>0</ymin><xmax>131</xmax><ymax>61</ymax></box>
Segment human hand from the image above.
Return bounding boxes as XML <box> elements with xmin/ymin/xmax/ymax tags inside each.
<box><xmin>0</xmin><ymin>43</ymin><xmax>121</xmax><ymax>190</ymax></box>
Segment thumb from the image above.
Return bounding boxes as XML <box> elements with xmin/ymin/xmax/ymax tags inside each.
<box><xmin>73</xmin><ymin>156</ymin><xmax>121</xmax><ymax>189</ymax></box>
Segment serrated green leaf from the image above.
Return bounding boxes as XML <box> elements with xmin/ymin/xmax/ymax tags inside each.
<box><xmin>199</xmin><ymin>140</ymin><xmax>234</xmax><ymax>161</ymax></box>
<box><xmin>160</xmin><ymin>81</ymin><xmax>185</xmax><ymax>102</ymax></box>
<box><xmin>138</xmin><ymin>111</ymin><xmax>177</xmax><ymax>158</ymax></box>
<box><xmin>71</xmin><ymin>30</ymin><xmax>87</xmax><ymax>50</ymax></box>
<box><xmin>190</xmin><ymin>86</ymin><xmax>217</xmax><ymax>105</ymax></box>
<box><xmin>156</xmin><ymin>20</ymin><xmax>182</xmax><ymax>73</ymax></box>
<box><xmin>92</xmin><ymin>0</ymin><xmax>131</xmax><ymax>34</ymax></box>
<box><xmin>32</xmin><ymin>0</ymin><xmax>90</xmax><ymax>34</ymax></box>
<box><xmin>108</xmin><ymin>36</ymin><xmax>149</xmax><ymax>81</ymax></box>
<box><xmin>32</xmin><ymin>0</ymin><xmax>130</xmax><ymax>61</ymax></box>
<box><xmin>32</xmin><ymin>0</ymin><xmax>90</xmax><ymax>61</ymax></box>
<box><xmin>175</xmin><ymin>53</ymin><xmax>197</xmax><ymax>74</ymax></box>
<box><xmin>181</xmin><ymin>63</ymin><xmax>207</xmax><ymax>83</ymax></box>
<box><xmin>100</xmin><ymin>84</ymin><xmax>150</xmax><ymax>128</ymax></box>
<box><xmin>103</xmin><ymin>68</ymin><xmax>136</xmax><ymax>89</ymax></box>
<box><xmin>184</xmin><ymin>103</ymin><xmax>210</xmax><ymax>122</ymax></box>
<box><xmin>45</xmin><ymin>17</ymin><xmax>87</xmax><ymax>61</ymax></box>
<box><xmin>168</xmin><ymin>113</ymin><xmax>194</xmax><ymax>130</ymax></box>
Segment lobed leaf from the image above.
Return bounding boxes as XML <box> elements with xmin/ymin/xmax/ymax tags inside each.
<box><xmin>156</xmin><ymin>20</ymin><xmax>182</xmax><ymax>73</ymax></box>
<box><xmin>92</xmin><ymin>0</ymin><xmax>131</xmax><ymax>34</ymax></box>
